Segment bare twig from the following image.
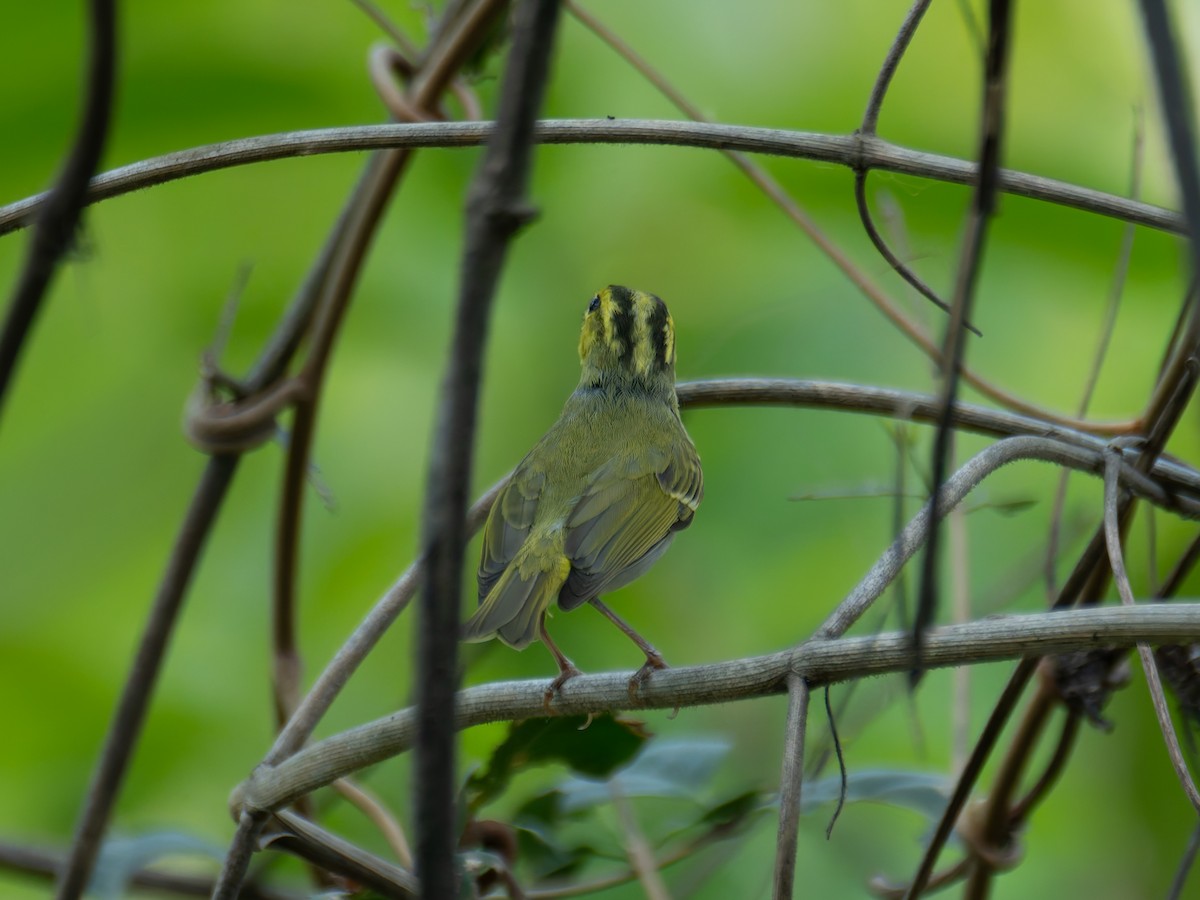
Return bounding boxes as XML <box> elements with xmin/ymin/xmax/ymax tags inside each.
<box><xmin>0</xmin><ymin>839</ymin><xmax>298</xmax><ymax>899</ymax></box>
<box><xmin>333</xmin><ymin>778</ymin><xmax>413</xmax><ymax>868</ymax></box>
<box><xmin>1138</xmin><ymin>0</ymin><xmax>1200</xmax><ymax>353</ymax></box>
<box><xmin>210</xmin><ymin>3</ymin><xmax>516</xmax><ymax>893</ymax></box>
<box><xmin>232</xmin><ymin>604</ymin><xmax>1200</xmax><ymax>815</ymax></box>
<box><xmin>267</xmin><ymin>810</ymin><xmax>419</xmax><ymax>897</ymax></box>
<box><xmin>915</xmin><ymin>0</ymin><xmax>1015</xmax><ymax>676</ymax></box>
<box><xmin>611</xmin><ymin>784</ymin><xmax>672</xmax><ymax>900</ymax></box>
<box><xmin>269</xmin><ymin>0</ymin><xmax>501</xmax><ymax>732</ymax></box>
<box><xmin>1103</xmin><ymin>450</ymin><xmax>1200</xmax><ymax>813</ymax></box>
<box><xmin>772</xmin><ymin>673</ymin><xmax>811</xmax><ymax>900</ymax></box>
<box><xmin>903</xmin><ymin>657</ymin><xmax>1037</xmax><ymax>900</ymax></box>
<box><xmin>1046</xmin><ymin>113</ymin><xmax>1144</xmax><ymax>598</ymax></box>
<box><xmin>961</xmin><ymin>671</ymin><xmax>1059</xmax><ymax>896</ymax></box>
<box><xmin>55</xmin><ymin>456</ymin><xmax>238</xmax><ymax>900</ymax></box>
<box><xmin>0</xmin><ymin>122</ymin><xmax>1182</xmax><ymax>239</ymax></box>
<box><xmin>854</xmin><ymin>0</ymin><xmax>968</xmax><ymax>327</ymax></box>
<box><xmin>0</xmin><ymin>0</ymin><xmax>115</xmax><ymax>429</ymax></box>
<box><xmin>415</xmin><ymin>1</ymin><xmax>563</xmax><ymax>894</ymax></box>
<box><xmin>1167</xmin><ymin>820</ymin><xmax>1200</xmax><ymax>900</ymax></box>
<box><xmin>1008</xmin><ymin>700</ymin><xmax>1081</xmax><ymax>825</ymax></box>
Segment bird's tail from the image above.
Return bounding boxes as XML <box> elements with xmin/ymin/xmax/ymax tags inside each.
<box><xmin>461</xmin><ymin>551</ymin><xmax>570</xmax><ymax>650</ymax></box>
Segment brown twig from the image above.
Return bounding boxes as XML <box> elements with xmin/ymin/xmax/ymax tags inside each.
<box><xmin>1045</xmin><ymin>112</ymin><xmax>1144</xmax><ymax>598</ymax></box>
<box><xmin>0</xmin><ymin>0</ymin><xmax>115</xmax><ymax>429</ymax></box>
<box><xmin>414</xmin><ymin>1</ymin><xmax>563</xmax><ymax>894</ymax></box>
<box><xmin>0</xmin><ymin>838</ymin><xmax>298</xmax><ymax>900</ymax></box>
<box><xmin>55</xmin><ymin>457</ymin><xmax>238</xmax><ymax>900</ymax></box>
<box><xmin>1103</xmin><ymin>449</ymin><xmax>1200</xmax><ymax>812</ymax></box>
<box><xmin>772</xmin><ymin>673</ymin><xmax>811</xmax><ymax>900</ymax></box>
<box><xmin>230</xmin><ymin>603</ymin><xmax>1200</xmax><ymax>816</ymax></box>
<box><xmin>333</xmin><ymin>778</ymin><xmax>414</xmax><ymax>868</ymax></box>
<box><xmin>914</xmin><ymin>0</ymin><xmax>1015</xmax><ymax>679</ymax></box>
<box><xmin>611</xmin><ymin>783</ymin><xmax>672</xmax><ymax>900</ymax></box>
<box><xmin>1138</xmin><ymin>0</ymin><xmax>1200</xmax><ymax>355</ymax></box>
<box><xmin>267</xmin><ymin>810</ymin><xmax>419</xmax><ymax>897</ymax></box>
<box><xmin>210</xmin><ymin>2</ymin><xmax>516</xmax><ymax>894</ymax></box>
<box><xmin>854</xmin><ymin>0</ymin><xmax>972</xmax><ymax>329</ymax></box>
<box><xmin>0</xmin><ymin>122</ymin><xmax>1183</xmax><ymax>240</ymax></box>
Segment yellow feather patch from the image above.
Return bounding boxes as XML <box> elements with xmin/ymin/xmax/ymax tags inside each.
<box><xmin>632</xmin><ymin>291</ymin><xmax>655</xmax><ymax>375</ymax></box>
<box><xmin>600</xmin><ymin>288</ymin><xmax>618</xmax><ymax>352</ymax></box>
<box><xmin>663</xmin><ymin>313</ymin><xmax>676</xmax><ymax>366</ymax></box>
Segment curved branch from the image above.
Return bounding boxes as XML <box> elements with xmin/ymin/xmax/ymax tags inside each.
<box><xmin>232</xmin><ymin>603</ymin><xmax>1200</xmax><ymax>814</ymax></box>
<box><xmin>0</xmin><ymin>121</ymin><xmax>1181</xmax><ymax>238</ymax></box>
<box><xmin>237</xmin><ymin>431</ymin><xmax>1200</xmax><ymax>814</ymax></box>
<box><xmin>255</xmin><ymin>381</ymin><xmax>1200</xmax><ymax>805</ymax></box>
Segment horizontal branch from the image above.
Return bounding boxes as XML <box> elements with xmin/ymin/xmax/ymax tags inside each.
<box><xmin>678</xmin><ymin>379</ymin><xmax>1200</xmax><ymax>499</ymax></box>
<box><xmin>232</xmin><ymin>603</ymin><xmax>1200</xmax><ymax>815</ymax></box>
<box><xmin>0</xmin><ymin>120</ymin><xmax>1180</xmax><ymax>237</ymax></box>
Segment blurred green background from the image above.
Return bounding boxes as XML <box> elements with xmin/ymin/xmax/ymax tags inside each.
<box><xmin>2</xmin><ymin>1</ymin><xmax>1199</xmax><ymax>896</ymax></box>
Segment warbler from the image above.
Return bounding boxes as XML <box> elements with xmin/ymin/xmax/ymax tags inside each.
<box><xmin>462</xmin><ymin>286</ymin><xmax>703</xmax><ymax>702</ymax></box>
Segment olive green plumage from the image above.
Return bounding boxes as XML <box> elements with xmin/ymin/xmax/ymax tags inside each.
<box><xmin>462</xmin><ymin>286</ymin><xmax>702</xmax><ymax>667</ymax></box>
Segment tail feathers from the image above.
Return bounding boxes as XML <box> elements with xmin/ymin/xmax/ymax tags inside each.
<box><xmin>462</xmin><ymin>553</ymin><xmax>569</xmax><ymax>649</ymax></box>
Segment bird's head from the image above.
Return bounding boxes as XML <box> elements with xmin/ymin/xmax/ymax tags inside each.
<box><xmin>577</xmin><ymin>285</ymin><xmax>677</xmax><ymax>396</ymax></box>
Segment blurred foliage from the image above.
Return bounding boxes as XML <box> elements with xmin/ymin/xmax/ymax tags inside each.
<box><xmin>3</xmin><ymin>0</ymin><xmax>1200</xmax><ymax>897</ymax></box>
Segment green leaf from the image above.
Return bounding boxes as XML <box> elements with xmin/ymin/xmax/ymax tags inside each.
<box><xmin>88</xmin><ymin>832</ymin><xmax>223</xmax><ymax>900</ymax></box>
<box><xmin>801</xmin><ymin>769</ymin><xmax>950</xmax><ymax>821</ymax></box>
<box><xmin>468</xmin><ymin>714</ymin><xmax>651</xmax><ymax>809</ymax></box>
<box><xmin>558</xmin><ymin>736</ymin><xmax>731</xmax><ymax>813</ymax></box>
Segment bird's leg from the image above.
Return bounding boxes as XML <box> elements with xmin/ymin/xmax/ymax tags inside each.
<box><xmin>588</xmin><ymin>598</ymin><xmax>668</xmax><ymax>697</ymax></box>
<box><xmin>540</xmin><ymin>613</ymin><xmax>582</xmax><ymax>714</ymax></box>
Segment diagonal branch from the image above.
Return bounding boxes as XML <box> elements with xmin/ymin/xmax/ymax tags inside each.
<box><xmin>915</xmin><ymin>0</ymin><xmax>1015</xmax><ymax>674</ymax></box>
<box><xmin>0</xmin><ymin>0</ymin><xmax>116</xmax><ymax>427</ymax></box>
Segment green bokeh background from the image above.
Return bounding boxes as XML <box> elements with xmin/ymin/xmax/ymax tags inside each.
<box><xmin>3</xmin><ymin>1</ymin><xmax>1199</xmax><ymax>897</ymax></box>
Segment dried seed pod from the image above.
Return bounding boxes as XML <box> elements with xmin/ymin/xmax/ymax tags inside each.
<box><xmin>1050</xmin><ymin>648</ymin><xmax>1131</xmax><ymax>730</ymax></box>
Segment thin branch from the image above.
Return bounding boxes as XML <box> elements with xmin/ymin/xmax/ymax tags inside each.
<box><xmin>862</xmin><ymin>0</ymin><xmax>932</xmax><ymax>133</ymax></box>
<box><xmin>266</xmin><ymin>810</ymin><xmax>419</xmax><ymax>898</ymax></box>
<box><xmin>0</xmin><ymin>0</ymin><xmax>116</xmax><ymax>428</ymax></box>
<box><xmin>1046</xmin><ymin>112</ymin><xmax>1144</xmax><ymax>598</ymax></box>
<box><xmin>231</xmin><ymin>604</ymin><xmax>1200</xmax><ymax>815</ymax></box>
<box><xmin>271</xmin><ymin>148</ymin><xmax>414</xmax><ymax>731</ymax></box>
<box><xmin>1167</xmin><ymin>820</ymin><xmax>1200</xmax><ymax>900</ymax></box>
<box><xmin>0</xmin><ymin>122</ymin><xmax>1182</xmax><ymax>238</ymax></box>
<box><xmin>259</xmin><ymin>377</ymin><xmax>1200</xmax><ymax>778</ymax></box>
<box><xmin>55</xmin><ymin>456</ymin><xmax>238</xmax><ymax>900</ymax></box>
<box><xmin>333</xmin><ymin>777</ymin><xmax>413</xmax><ymax>868</ymax></box>
<box><xmin>905</xmin><ymin>497</ymin><xmax>1129</xmax><ymax>897</ymax></box>
<box><xmin>1138</xmin><ymin>0</ymin><xmax>1200</xmax><ymax>354</ymax></box>
<box><xmin>1008</xmin><ymin>702</ymin><xmax>1081</xmax><ymax>825</ymax></box>
<box><xmin>0</xmin><ymin>839</ymin><xmax>299</xmax><ymax>900</ymax></box>
<box><xmin>210</xmin><ymin>3</ymin><xmax>514</xmax><ymax>894</ymax></box>
<box><xmin>915</xmin><ymin>0</ymin><xmax>1015</xmax><ymax>675</ymax></box>
<box><xmin>1103</xmin><ymin>449</ymin><xmax>1200</xmax><ymax>813</ymax></box>
<box><xmin>611</xmin><ymin>783</ymin><xmax>672</xmax><ymax>900</ymax></box>
<box><xmin>415</xmin><ymin>1</ymin><xmax>563</xmax><ymax>894</ymax></box>
<box><xmin>961</xmin><ymin>670</ymin><xmax>1060</xmax><ymax>896</ymax></box>
<box><xmin>855</xmin><ymin>0</ymin><xmax>966</xmax><ymax>327</ymax></box>
<box><xmin>903</xmin><ymin>657</ymin><xmax>1037</xmax><ymax>900</ymax></box>
<box><xmin>820</xmin><ymin>434</ymin><xmax>1200</xmax><ymax>643</ymax></box>
<box><xmin>772</xmin><ymin>673</ymin><xmax>811</xmax><ymax>900</ymax></box>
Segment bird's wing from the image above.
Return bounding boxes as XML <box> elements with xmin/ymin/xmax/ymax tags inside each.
<box><xmin>476</xmin><ymin>465</ymin><xmax>545</xmax><ymax>603</ymax></box>
<box><xmin>558</xmin><ymin>439</ymin><xmax>702</xmax><ymax>610</ymax></box>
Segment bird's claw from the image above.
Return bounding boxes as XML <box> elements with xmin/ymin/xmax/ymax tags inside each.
<box><xmin>627</xmin><ymin>653</ymin><xmax>669</xmax><ymax>699</ymax></box>
<box><xmin>543</xmin><ymin>663</ymin><xmax>583</xmax><ymax>715</ymax></box>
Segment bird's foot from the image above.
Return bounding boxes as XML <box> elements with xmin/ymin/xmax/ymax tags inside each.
<box><xmin>543</xmin><ymin>661</ymin><xmax>584</xmax><ymax>715</ymax></box>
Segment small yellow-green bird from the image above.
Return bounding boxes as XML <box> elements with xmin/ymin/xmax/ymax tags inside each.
<box><xmin>462</xmin><ymin>286</ymin><xmax>703</xmax><ymax>701</ymax></box>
